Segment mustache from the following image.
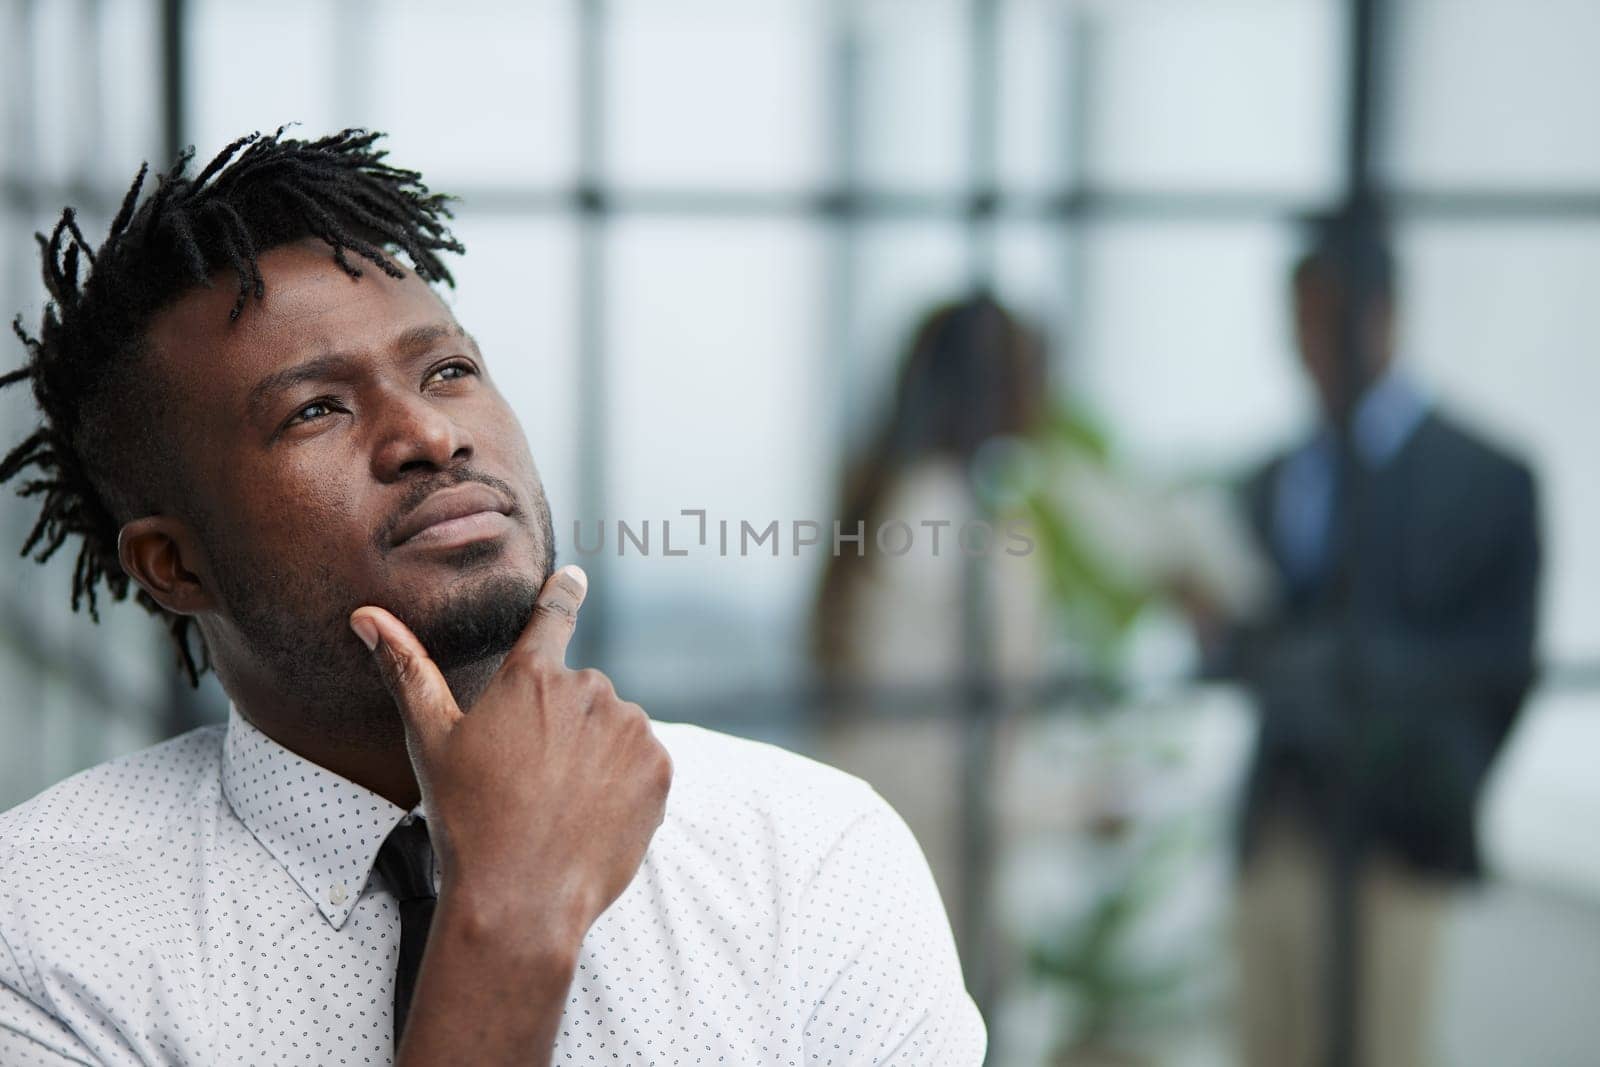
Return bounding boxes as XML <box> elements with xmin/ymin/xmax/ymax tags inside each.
<box><xmin>372</xmin><ymin>469</ymin><xmax>524</xmax><ymax>554</ymax></box>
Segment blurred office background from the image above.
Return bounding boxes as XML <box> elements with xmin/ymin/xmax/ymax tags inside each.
<box><xmin>3</xmin><ymin>1</ymin><xmax>1599</xmax><ymax>1064</ymax></box>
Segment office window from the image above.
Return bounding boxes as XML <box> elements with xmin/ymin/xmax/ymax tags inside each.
<box><xmin>441</xmin><ymin>215</ymin><xmax>582</xmax><ymax>527</ymax></box>
<box><xmin>604</xmin><ymin>218</ymin><xmax>828</xmax><ymax>693</ymax></box>
<box><xmin>189</xmin><ymin>0</ymin><xmax>344</xmax><ymax>155</ymax></box>
<box><xmin>1399</xmin><ymin>221</ymin><xmax>1600</xmax><ymax>661</ymax></box>
<box><xmin>607</xmin><ymin>0</ymin><xmax>825</xmax><ymax>191</ymax></box>
<box><xmin>370</xmin><ymin>0</ymin><xmax>578</xmax><ymax>189</ymax></box>
<box><xmin>1386</xmin><ymin>0</ymin><xmax>1600</xmax><ymax>189</ymax></box>
<box><xmin>4</xmin><ymin>5</ymin><xmax>1600</xmax><ymax>1060</ymax></box>
<box><xmin>852</xmin><ymin>0</ymin><xmax>974</xmax><ymax>194</ymax></box>
<box><xmin>1072</xmin><ymin>220</ymin><xmax>1312</xmax><ymax>475</ymax></box>
<box><xmin>1080</xmin><ymin>0</ymin><xmax>1344</xmax><ymax>196</ymax></box>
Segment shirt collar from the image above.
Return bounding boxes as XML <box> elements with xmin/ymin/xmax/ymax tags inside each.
<box><xmin>221</xmin><ymin>703</ymin><xmax>422</xmax><ymax>929</ymax></box>
<box><xmin>1308</xmin><ymin>366</ymin><xmax>1431</xmax><ymax>469</ymax></box>
<box><xmin>1348</xmin><ymin>365</ymin><xmax>1431</xmax><ymax>467</ymax></box>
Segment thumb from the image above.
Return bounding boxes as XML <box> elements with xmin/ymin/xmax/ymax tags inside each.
<box><xmin>350</xmin><ymin>606</ymin><xmax>462</xmax><ymax>758</ymax></box>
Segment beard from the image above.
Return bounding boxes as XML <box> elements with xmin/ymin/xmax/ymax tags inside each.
<box><xmin>198</xmin><ymin>482</ymin><xmax>556</xmax><ymax>745</ymax></box>
<box><xmin>405</xmin><ymin>563</ymin><xmax>545</xmax><ymax>673</ymax></box>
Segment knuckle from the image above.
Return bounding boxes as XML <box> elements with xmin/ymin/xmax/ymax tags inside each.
<box><xmin>390</xmin><ymin>648</ymin><xmax>423</xmax><ymax>689</ymax></box>
<box><xmin>550</xmin><ymin>571</ymin><xmax>588</xmax><ymax>603</ymax></box>
<box><xmin>653</xmin><ymin>748</ymin><xmax>674</xmax><ymax>792</ymax></box>
<box><xmin>576</xmin><ymin>668</ymin><xmax>614</xmax><ymax>701</ymax></box>
<box><xmin>616</xmin><ymin>699</ymin><xmax>648</xmax><ymax>730</ymax></box>
<box><xmin>497</xmin><ymin>651</ymin><xmax>533</xmax><ymax>688</ymax></box>
<box><xmin>644</xmin><ymin>742</ymin><xmax>673</xmax><ymax>800</ymax></box>
<box><xmin>505</xmin><ymin>649</ymin><xmax>555</xmax><ymax>685</ymax></box>
<box><xmin>533</xmin><ymin>597</ymin><xmax>578</xmax><ymax>628</ymax></box>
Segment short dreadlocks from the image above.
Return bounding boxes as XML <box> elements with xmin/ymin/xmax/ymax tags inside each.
<box><xmin>1</xmin><ymin>127</ymin><xmax>466</xmax><ymax>685</ymax></box>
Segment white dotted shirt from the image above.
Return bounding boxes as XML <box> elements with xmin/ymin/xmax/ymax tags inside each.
<box><xmin>0</xmin><ymin>705</ymin><xmax>984</xmax><ymax>1065</ymax></box>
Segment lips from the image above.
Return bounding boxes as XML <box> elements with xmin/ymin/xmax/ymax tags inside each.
<box><xmin>388</xmin><ymin>482</ymin><xmax>513</xmax><ymax>548</ymax></box>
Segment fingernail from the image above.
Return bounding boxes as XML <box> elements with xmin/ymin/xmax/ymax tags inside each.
<box><xmin>561</xmin><ymin>564</ymin><xmax>588</xmax><ymax>590</ymax></box>
<box><xmin>350</xmin><ymin>615</ymin><xmax>379</xmax><ymax>651</ymax></box>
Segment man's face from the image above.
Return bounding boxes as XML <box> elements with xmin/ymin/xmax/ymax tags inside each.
<box><xmin>1292</xmin><ymin>265</ymin><xmax>1395</xmax><ymax>421</ymax></box>
<box><xmin>143</xmin><ymin>237</ymin><xmax>555</xmax><ymax>718</ymax></box>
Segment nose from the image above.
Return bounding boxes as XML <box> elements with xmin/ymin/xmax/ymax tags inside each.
<box><xmin>370</xmin><ymin>388</ymin><xmax>475</xmax><ymax>481</ymax></box>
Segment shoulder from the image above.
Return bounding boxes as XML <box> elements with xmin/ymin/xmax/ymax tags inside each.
<box><xmin>0</xmin><ymin>723</ymin><xmax>225</xmax><ymax>855</ymax></box>
<box><xmin>647</xmin><ymin>721</ymin><xmax>892</xmax><ymax>884</ymax></box>
<box><xmin>652</xmin><ymin>720</ymin><xmax>881</xmax><ymax>829</ymax></box>
<box><xmin>1414</xmin><ymin>411</ymin><xmax>1537</xmax><ymax>502</ymax></box>
<box><xmin>1427</xmin><ymin>412</ymin><xmax>1536</xmax><ymax>483</ymax></box>
<box><xmin>654</xmin><ymin>727</ymin><xmax>986</xmax><ymax>1058</ymax></box>
<box><xmin>0</xmin><ymin>725</ymin><xmax>226</xmax><ymax>999</ymax></box>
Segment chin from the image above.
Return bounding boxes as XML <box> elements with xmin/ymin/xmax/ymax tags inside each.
<box><xmin>406</xmin><ymin>568</ymin><xmax>544</xmax><ymax>673</ymax></box>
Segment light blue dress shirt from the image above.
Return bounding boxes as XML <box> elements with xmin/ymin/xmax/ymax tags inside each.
<box><xmin>1273</xmin><ymin>368</ymin><xmax>1432</xmax><ymax>589</ymax></box>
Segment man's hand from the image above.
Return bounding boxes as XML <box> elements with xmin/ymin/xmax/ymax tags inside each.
<box><xmin>351</xmin><ymin>564</ymin><xmax>672</xmax><ymax>942</ymax></box>
<box><xmin>349</xmin><ymin>565</ymin><xmax>672</xmax><ymax>1065</ymax></box>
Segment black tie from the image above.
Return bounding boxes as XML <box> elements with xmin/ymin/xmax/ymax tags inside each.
<box><xmin>374</xmin><ymin>818</ymin><xmax>437</xmax><ymax>1049</ymax></box>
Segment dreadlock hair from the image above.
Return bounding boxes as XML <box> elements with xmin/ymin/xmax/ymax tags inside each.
<box><xmin>1</xmin><ymin>127</ymin><xmax>465</xmax><ymax>686</ymax></box>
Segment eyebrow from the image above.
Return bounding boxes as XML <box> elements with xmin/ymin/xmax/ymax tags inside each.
<box><xmin>245</xmin><ymin>321</ymin><xmax>467</xmax><ymax>419</ymax></box>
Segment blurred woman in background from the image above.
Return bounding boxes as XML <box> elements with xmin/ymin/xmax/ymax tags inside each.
<box><xmin>811</xmin><ymin>294</ymin><xmax>1056</xmax><ymax>960</ymax></box>
<box><xmin>810</xmin><ymin>293</ymin><xmax>1272</xmax><ymax>1035</ymax></box>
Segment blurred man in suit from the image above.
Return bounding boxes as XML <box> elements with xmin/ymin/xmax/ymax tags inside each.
<box><xmin>1215</xmin><ymin>217</ymin><xmax>1542</xmax><ymax>1067</ymax></box>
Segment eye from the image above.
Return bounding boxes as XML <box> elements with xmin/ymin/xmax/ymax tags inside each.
<box><xmin>286</xmin><ymin>397</ymin><xmax>341</xmax><ymax>426</ymax></box>
<box><xmin>426</xmin><ymin>359</ymin><xmax>478</xmax><ymax>386</ymax></box>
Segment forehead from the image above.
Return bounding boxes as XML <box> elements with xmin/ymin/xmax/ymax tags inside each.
<box><xmin>143</xmin><ymin>237</ymin><xmax>454</xmax><ymax>401</ymax></box>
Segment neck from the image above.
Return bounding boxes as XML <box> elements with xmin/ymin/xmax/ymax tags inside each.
<box><xmin>218</xmin><ymin>653</ymin><xmax>505</xmax><ymax>812</ymax></box>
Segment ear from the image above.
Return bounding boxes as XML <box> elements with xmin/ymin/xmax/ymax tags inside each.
<box><xmin>117</xmin><ymin>516</ymin><xmax>217</xmax><ymax>616</ymax></box>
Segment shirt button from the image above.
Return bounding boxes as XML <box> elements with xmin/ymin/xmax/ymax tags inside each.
<box><xmin>329</xmin><ymin>882</ymin><xmax>347</xmax><ymax>905</ymax></box>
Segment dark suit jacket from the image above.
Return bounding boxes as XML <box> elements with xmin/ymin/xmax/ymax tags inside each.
<box><xmin>1227</xmin><ymin>410</ymin><xmax>1541</xmax><ymax>878</ymax></box>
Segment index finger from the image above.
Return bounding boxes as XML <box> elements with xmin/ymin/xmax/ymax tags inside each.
<box><xmin>513</xmin><ymin>564</ymin><xmax>589</xmax><ymax>666</ymax></box>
